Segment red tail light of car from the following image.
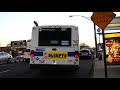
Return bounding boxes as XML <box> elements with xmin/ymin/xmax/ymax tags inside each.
<box><xmin>74</xmin><ymin>51</ymin><xmax>79</xmax><ymax>58</ymax></box>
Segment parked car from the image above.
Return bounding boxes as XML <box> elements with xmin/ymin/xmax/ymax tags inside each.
<box><xmin>23</xmin><ymin>49</ymin><xmax>30</xmax><ymax>62</ymax></box>
<box><xmin>79</xmin><ymin>49</ymin><xmax>93</xmax><ymax>59</ymax></box>
<box><xmin>0</xmin><ymin>52</ymin><xmax>13</xmax><ymax>64</ymax></box>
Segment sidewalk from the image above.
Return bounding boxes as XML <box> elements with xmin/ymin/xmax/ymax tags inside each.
<box><xmin>93</xmin><ymin>57</ymin><xmax>120</xmax><ymax>78</ymax></box>
<box><xmin>94</xmin><ymin>58</ymin><xmax>105</xmax><ymax>78</ymax></box>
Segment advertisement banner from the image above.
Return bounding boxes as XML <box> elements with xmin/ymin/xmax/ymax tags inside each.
<box><xmin>11</xmin><ymin>40</ymin><xmax>26</xmax><ymax>48</ymax></box>
<box><xmin>105</xmin><ymin>38</ymin><xmax>120</xmax><ymax>64</ymax></box>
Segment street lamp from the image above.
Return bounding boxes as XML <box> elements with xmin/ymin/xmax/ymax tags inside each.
<box><xmin>69</xmin><ymin>14</ymin><xmax>98</xmax><ymax>58</ymax></box>
<box><xmin>69</xmin><ymin>15</ymin><xmax>91</xmax><ymax>21</ymax></box>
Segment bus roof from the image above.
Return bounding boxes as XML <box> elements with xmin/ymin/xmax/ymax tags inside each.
<box><xmin>33</xmin><ymin>25</ymin><xmax>78</xmax><ymax>28</ymax></box>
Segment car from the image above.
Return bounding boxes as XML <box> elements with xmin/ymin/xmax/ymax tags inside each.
<box><xmin>90</xmin><ymin>49</ymin><xmax>95</xmax><ymax>55</ymax></box>
<box><xmin>0</xmin><ymin>52</ymin><xmax>13</xmax><ymax>64</ymax></box>
<box><xmin>15</xmin><ymin>53</ymin><xmax>24</xmax><ymax>62</ymax></box>
<box><xmin>79</xmin><ymin>49</ymin><xmax>93</xmax><ymax>59</ymax></box>
<box><xmin>23</xmin><ymin>49</ymin><xmax>30</xmax><ymax>62</ymax></box>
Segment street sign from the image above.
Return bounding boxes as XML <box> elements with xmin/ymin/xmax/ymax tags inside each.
<box><xmin>91</xmin><ymin>12</ymin><xmax>116</xmax><ymax>30</ymax></box>
<box><xmin>97</xmin><ymin>28</ymin><xmax>101</xmax><ymax>32</ymax></box>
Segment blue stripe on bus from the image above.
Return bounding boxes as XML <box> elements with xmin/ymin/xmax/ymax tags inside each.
<box><xmin>34</xmin><ymin>52</ymin><xmax>75</xmax><ymax>56</ymax></box>
<box><xmin>68</xmin><ymin>52</ymin><xmax>75</xmax><ymax>56</ymax></box>
<box><xmin>34</xmin><ymin>52</ymin><xmax>43</xmax><ymax>56</ymax></box>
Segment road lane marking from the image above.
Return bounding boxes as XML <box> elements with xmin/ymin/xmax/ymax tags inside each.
<box><xmin>0</xmin><ymin>70</ymin><xmax>10</xmax><ymax>74</ymax></box>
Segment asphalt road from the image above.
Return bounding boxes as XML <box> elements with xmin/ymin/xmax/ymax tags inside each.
<box><xmin>0</xmin><ymin>58</ymin><xmax>94</xmax><ymax>78</ymax></box>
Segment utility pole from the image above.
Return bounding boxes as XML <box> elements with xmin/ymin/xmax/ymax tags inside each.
<box><xmin>99</xmin><ymin>33</ymin><xmax>100</xmax><ymax>50</ymax></box>
<box><xmin>93</xmin><ymin>22</ymin><xmax>98</xmax><ymax>58</ymax></box>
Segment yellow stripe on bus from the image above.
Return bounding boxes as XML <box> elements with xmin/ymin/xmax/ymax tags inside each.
<box><xmin>43</xmin><ymin>51</ymin><xmax>68</xmax><ymax>60</ymax></box>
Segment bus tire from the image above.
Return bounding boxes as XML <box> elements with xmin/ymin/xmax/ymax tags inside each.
<box><xmin>73</xmin><ymin>66</ymin><xmax>79</xmax><ymax>72</ymax></box>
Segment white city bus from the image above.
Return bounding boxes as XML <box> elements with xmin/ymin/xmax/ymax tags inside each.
<box><xmin>30</xmin><ymin>25</ymin><xmax>80</xmax><ymax>71</ymax></box>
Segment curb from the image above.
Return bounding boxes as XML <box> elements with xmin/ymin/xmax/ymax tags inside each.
<box><xmin>89</xmin><ymin>56</ymin><xmax>96</xmax><ymax>78</ymax></box>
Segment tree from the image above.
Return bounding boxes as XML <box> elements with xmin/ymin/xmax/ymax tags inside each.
<box><xmin>80</xmin><ymin>42</ymin><xmax>90</xmax><ymax>49</ymax></box>
<box><xmin>80</xmin><ymin>43</ymin><xmax>87</xmax><ymax>46</ymax></box>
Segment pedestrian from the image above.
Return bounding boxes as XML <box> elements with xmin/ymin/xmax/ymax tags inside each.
<box><xmin>12</xmin><ymin>50</ymin><xmax>15</xmax><ymax>58</ymax></box>
<box><xmin>12</xmin><ymin>50</ymin><xmax>17</xmax><ymax>58</ymax></box>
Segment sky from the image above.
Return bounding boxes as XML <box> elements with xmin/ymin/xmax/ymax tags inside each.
<box><xmin>0</xmin><ymin>12</ymin><xmax>120</xmax><ymax>47</ymax></box>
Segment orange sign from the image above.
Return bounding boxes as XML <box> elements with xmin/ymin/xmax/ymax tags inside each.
<box><xmin>91</xmin><ymin>12</ymin><xmax>116</xmax><ymax>30</ymax></box>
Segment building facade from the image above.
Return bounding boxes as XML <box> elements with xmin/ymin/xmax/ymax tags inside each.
<box><xmin>27</xmin><ymin>39</ymin><xmax>31</xmax><ymax>49</ymax></box>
